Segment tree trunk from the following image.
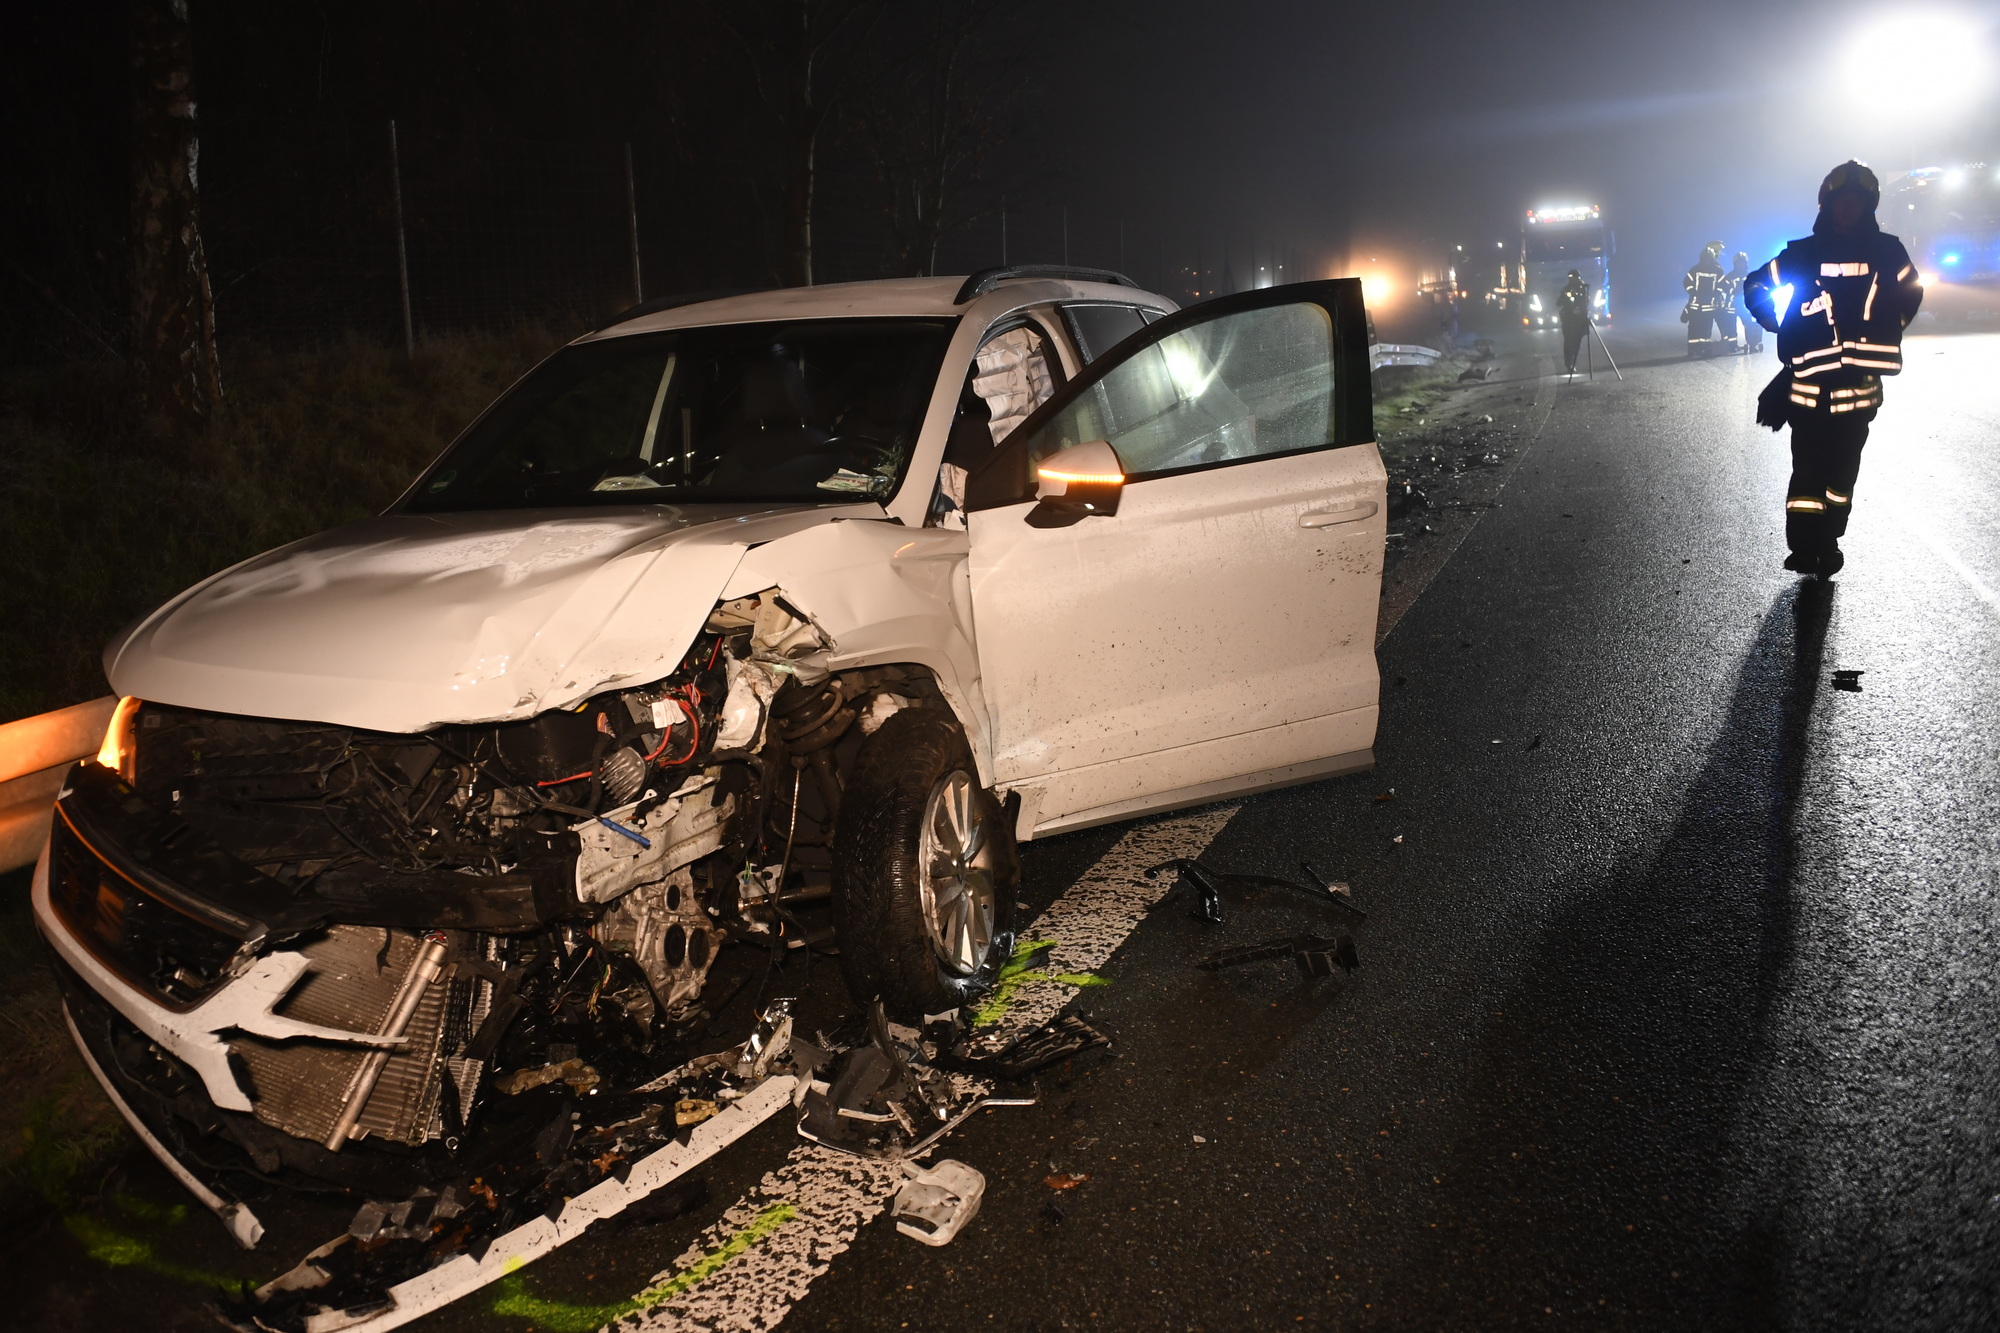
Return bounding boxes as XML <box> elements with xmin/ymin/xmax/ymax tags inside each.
<box><xmin>129</xmin><ymin>0</ymin><xmax>220</xmax><ymax>423</ymax></box>
<box><xmin>784</xmin><ymin>119</ymin><xmax>816</xmax><ymax>286</ymax></box>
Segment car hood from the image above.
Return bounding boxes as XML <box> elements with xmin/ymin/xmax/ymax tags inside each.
<box><xmin>106</xmin><ymin>503</ymin><xmax>872</xmax><ymax>733</ymax></box>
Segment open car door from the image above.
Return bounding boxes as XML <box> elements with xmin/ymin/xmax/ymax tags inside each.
<box><xmin>963</xmin><ymin>279</ymin><xmax>1386</xmax><ymax>838</ymax></box>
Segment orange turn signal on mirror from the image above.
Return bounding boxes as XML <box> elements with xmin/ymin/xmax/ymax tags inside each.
<box><xmin>96</xmin><ymin>696</ymin><xmax>141</xmax><ymax>781</ymax></box>
<box><xmin>1036</xmin><ymin>468</ymin><xmax>1124</xmax><ymax>485</ymax></box>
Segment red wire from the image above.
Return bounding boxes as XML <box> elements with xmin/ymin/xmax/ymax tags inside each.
<box><xmin>536</xmin><ymin>680</ymin><xmax>707</xmax><ymax>789</ymax></box>
<box><xmin>642</xmin><ymin>695</ymin><xmax>701</xmax><ymax>765</ymax></box>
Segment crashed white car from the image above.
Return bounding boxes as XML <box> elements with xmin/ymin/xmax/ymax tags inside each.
<box><xmin>33</xmin><ymin>266</ymin><xmax>1384</xmax><ymax>1318</ymax></box>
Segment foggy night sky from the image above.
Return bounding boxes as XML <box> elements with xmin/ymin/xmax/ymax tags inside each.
<box><xmin>1061</xmin><ymin>0</ymin><xmax>2000</xmax><ymax>308</ymax></box>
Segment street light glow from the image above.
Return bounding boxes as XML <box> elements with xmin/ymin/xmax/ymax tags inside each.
<box><xmin>1842</xmin><ymin>10</ymin><xmax>1991</xmax><ymax>121</ymax></box>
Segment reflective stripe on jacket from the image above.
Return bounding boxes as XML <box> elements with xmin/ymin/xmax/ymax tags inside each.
<box><xmin>1744</xmin><ymin>229</ymin><xmax>1923</xmax><ymax>380</ymax></box>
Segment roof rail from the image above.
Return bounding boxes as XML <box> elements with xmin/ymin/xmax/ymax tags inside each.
<box><xmin>953</xmin><ymin>265</ymin><xmax>1141</xmax><ymax>306</ymax></box>
<box><xmin>595</xmin><ymin>287</ymin><xmax>770</xmax><ymax>331</ymax></box>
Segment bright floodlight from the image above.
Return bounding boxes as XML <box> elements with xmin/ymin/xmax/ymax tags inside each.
<box><xmin>1361</xmin><ymin>274</ymin><xmax>1392</xmax><ymax>308</ymax></box>
<box><xmin>1843</xmin><ymin>10</ymin><xmax>1991</xmax><ymax>120</ymax></box>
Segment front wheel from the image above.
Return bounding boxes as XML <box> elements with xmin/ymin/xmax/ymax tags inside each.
<box><xmin>833</xmin><ymin>709</ymin><xmax>1017</xmax><ymax>1019</ymax></box>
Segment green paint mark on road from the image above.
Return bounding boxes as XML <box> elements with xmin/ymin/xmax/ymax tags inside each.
<box><xmin>64</xmin><ymin>1213</ymin><xmax>250</xmax><ymax>1292</ymax></box>
<box><xmin>490</xmin><ymin>1201</ymin><xmax>794</xmax><ymax>1330</ymax></box>
<box><xmin>972</xmin><ymin>938</ymin><xmax>1108</xmax><ymax>1026</ymax></box>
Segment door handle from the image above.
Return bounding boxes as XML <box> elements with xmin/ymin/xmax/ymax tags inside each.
<box><xmin>1298</xmin><ymin>501</ymin><xmax>1378</xmax><ymax>529</ymax></box>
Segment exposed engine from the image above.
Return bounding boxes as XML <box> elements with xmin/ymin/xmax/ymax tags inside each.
<box><xmin>48</xmin><ymin>591</ymin><xmax>943</xmax><ymax>1193</ymax></box>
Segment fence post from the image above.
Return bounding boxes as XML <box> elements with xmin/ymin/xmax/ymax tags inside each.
<box><xmin>624</xmin><ymin>142</ymin><xmax>643</xmax><ymax>304</ymax></box>
<box><xmin>389</xmin><ymin>120</ymin><xmax>414</xmax><ymax>356</ymax></box>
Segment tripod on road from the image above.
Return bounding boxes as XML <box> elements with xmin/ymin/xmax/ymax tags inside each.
<box><xmin>1583</xmin><ymin>316</ymin><xmax>1623</xmax><ymax>382</ymax></box>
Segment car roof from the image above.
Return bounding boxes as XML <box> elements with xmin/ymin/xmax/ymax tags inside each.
<box><xmin>584</xmin><ymin>275</ymin><xmax>1173</xmax><ymax>340</ymax></box>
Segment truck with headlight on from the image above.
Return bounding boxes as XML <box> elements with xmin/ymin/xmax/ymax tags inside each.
<box><xmin>1520</xmin><ymin>204</ymin><xmax>1612</xmax><ymax>330</ymax></box>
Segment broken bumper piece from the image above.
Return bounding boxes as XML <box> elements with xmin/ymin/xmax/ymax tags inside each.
<box><xmin>892</xmin><ymin>1159</ymin><xmax>986</xmax><ymax>1246</ymax></box>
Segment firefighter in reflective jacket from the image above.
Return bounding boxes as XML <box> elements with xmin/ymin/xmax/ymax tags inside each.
<box><xmin>1744</xmin><ymin>161</ymin><xmax>1923</xmax><ymax>576</ymax></box>
<box><xmin>1683</xmin><ymin>241</ymin><xmax>1731</xmax><ymax>353</ymax></box>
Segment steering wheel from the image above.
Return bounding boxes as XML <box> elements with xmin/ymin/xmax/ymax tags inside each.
<box><xmin>822</xmin><ymin>433</ymin><xmax>899</xmax><ymax>471</ymax></box>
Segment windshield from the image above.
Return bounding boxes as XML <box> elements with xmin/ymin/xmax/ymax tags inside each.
<box><xmin>406</xmin><ymin>318</ymin><xmax>955</xmax><ymax>512</ymax></box>
<box><xmin>1525</xmin><ymin>228</ymin><xmax>1605</xmax><ymax>264</ymax></box>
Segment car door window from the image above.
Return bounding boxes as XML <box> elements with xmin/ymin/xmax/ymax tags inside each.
<box><xmin>1020</xmin><ymin>301</ymin><xmax>1340</xmax><ymax>479</ymax></box>
<box><xmin>1061</xmin><ymin>303</ymin><xmax>1149</xmax><ymax>363</ymax></box>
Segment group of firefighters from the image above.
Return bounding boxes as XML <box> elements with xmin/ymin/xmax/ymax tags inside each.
<box><xmin>1681</xmin><ymin>242</ymin><xmax>1765</xmax><ymax>356</ymax></box>
<box><xmin>1541</xmin><ymin>161</ymin><xmax>1923</xmax><ymax>579</ymax></box>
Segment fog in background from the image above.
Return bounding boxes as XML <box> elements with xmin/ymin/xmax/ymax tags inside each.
<box><xmin>1063</xmin><ymin>0</ymin><xmax>2000</xmax><ymax>320</ymax></box>
<box><xmin>6</xmin><ymin>0</ymin><xmax>1996</xmax><ymax>360</ymax></box>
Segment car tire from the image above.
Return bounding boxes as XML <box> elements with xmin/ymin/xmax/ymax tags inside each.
<box><xmin>832</xmin><ymin>708</ymin><xmax>1017</xmax><ymax>1020</ymax></box>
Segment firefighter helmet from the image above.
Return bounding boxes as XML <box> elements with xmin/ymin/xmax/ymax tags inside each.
<box><xmin>1818</xmin><ymin>160</ymin><xmax>1880</xmax><ymax>208</ymax></box>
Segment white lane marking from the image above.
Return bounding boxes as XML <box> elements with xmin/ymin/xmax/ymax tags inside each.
<box><xmin>613</xmin><ymin>804</ymin><xmax>1243</xmax><ymax>1333</ymax></box>
<box><xmin>1886</xmin><ymin>507</ymin><xmax>2000</xmax><ymax>613</ymax></box>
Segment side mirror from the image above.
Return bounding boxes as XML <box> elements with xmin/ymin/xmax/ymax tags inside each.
<box><xmin>1026</xmin><ymin>440</ymin><xmax>1124</xmax><ymax>528</ymax></box>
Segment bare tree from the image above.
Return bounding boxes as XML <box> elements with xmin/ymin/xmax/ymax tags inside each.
<box><xmin>853</xmin><ymin>0</ymin><xmax>1044</xmax><ymax>277</ymax></box>
<box><xmin>129</xmin><ymin>0</ymin><xmax>221</xmax><ymax>422</ymax></box>
<box><xmin>714</xmin><ymin>0</ymin><xmax>884</xmax><ymax>286</ymax></box>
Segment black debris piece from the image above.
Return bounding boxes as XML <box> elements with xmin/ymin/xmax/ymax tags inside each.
<box><xmin>1527</xmin><ymin>735</ymin><xmax>1543</xmax><ymax>751</ymax></box>
<box><xmin>1832</xmin><ymin>669</ymin><xmax>1865</xmax><ymax>692</ymax></box>
<box><xmin>1144</xmin><ymin>858</ymin><xmax>1366</xmax><ymax>926</ymax></box>
<box><xmin>1458</xmin><ymin>365</ymin><xmax>1491</xmax><ymax>381</ymax></box>
<box><xmin>1197</xmin><ymin>932</ymin><xmax>1359</xmax><ymax>978</ymax></box>
<box><xmin>946</xmin><ymin>1015</ymin><xmax>1110</xmax><ymax>1080</ymax></box>
<box><xmin>795</xmin><ymin>1000</ymin><xmax>1037</xmax><ymax>1160</ymax></box>
<box><xmin>1386</xmin><ymin>481</ymin><xmax>1429</xmax><ymax>520</ymax></box>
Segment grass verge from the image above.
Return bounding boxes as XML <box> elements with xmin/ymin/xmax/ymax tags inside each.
<box><xmin>0</xmin><ymin>328</ymin><xmax>559</xmax><ymax>721</ymax></box>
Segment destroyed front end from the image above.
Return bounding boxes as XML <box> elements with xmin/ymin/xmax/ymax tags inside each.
<box><xmin>31</xmin><ymin>589</ymin><xmax>1004</xmax><ymax>1327</ymax></box>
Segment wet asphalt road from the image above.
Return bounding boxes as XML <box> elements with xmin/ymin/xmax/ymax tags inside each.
<box><xmin>15</xmin><ymin>317</ymin><xmax>1999</xmax><ymax>1332</ymax></box>
<box><xmin>791</xmin><ymin>319</ymin><xmax>2000</xmax><ymax>1330</ymax></box>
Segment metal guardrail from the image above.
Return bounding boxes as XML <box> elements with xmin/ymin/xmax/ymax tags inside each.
<box><xmin>0</xmin><ymin>695</ymin><xmax>116</xmax><ymax>873</ymax></box>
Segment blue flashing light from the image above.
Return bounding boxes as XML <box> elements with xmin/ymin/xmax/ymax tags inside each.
<box><xmin>1942</xmin><ymin>253</ymin><xmax>1962</xmax><ymax>264</ymax></box>
<box><xmin>1771</xmin><ymin>283</ymin><xmax>1795</xmax><ymax>325</ymax></box>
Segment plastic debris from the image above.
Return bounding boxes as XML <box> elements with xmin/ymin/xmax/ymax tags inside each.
<box><xmin>892</xmin><ymin>1159</ymin><xmax>986</xmax><ymax>1247</ymax></box>
<box><xmin>1832</xmin><ymin>669</ymin><xmax>1864</xmax><ymax>692</ymax></box>
<box><xmin>796</xmin><ymin>999</ymin><xmax>1034</xmax><ymax>1160</ymax></box>
<box><xmin>1197</xmin><ymin>932</ymin><xmax>1359</xmax><ymax>978</ymax></box>
<box><xmin>1043</xmin><ymin>1173</ymin><xmax>1089</xmax><ymax>1190</ymax></box>
<box><xmin>675</xmin><ymin>1098</ymin><xmax>719</xmax><ymax>1127</ymax></box>
<box><xmin>1144</xmin><ymin>858</ymin><xmax>1365</xmax><ymax>926</ymax></box>
<box><xmin>947</xmin><ymin>1014</ymin><xmax>1110</xmax><ymax>1079</ymax></box>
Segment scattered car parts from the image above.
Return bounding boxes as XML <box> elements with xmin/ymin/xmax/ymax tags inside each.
<box><xmin>891</xmin><ymin>1158</ymin><xmax>986</xmax><ymax>1247</ymax></box>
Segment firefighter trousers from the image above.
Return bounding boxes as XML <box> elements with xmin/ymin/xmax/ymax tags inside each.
<box><xmin>1785</xmin><ymin>411</ymin><xmax>1870</xmax><ymax>556</ymax></box>
<box><xmin>1560</xmin><ymin>317</ymin><xmax>1587</xmax><ymax>372</ymax></box>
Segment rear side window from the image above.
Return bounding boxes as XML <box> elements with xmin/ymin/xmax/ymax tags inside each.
<box><xmin>1062</xmin><ymin>304</ymin><xmax>1149</xmax><ymax>363</ymax></box>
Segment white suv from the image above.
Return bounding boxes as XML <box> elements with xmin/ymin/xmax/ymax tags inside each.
<box><xmin>34</xmin><ymin>266</ymin><xmax>1384</xmax><ymax>1257</ymax></box>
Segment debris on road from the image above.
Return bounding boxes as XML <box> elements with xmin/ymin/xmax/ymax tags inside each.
<box><xmin>1043</xmin><ymin>1172</ymin><xmax>1090</xmax><ymax>1190</ymax></box>
<box><xmin>1833</xmin><ymin>670</ymin><xmax>1865</xmax><ymax>692</ymax></box>
<box><xmin>947</xmin><ymin>1014</ymin><xmax>1110</xmax><ymax>1080</ymax></box>
<box><xmin>1197</xmin><ymin>933</ymin><xmax>1359</xmax><ymax>978</ymax></box>
<box><xmin>795</xmin><ymin>1001</ymin><xmax>1035</xmax><ymax>1160</ymax></box>
<box><xmin>892</xmin><ymin>1159</ymin><xmax>986</xmax><ymax>1247</ymax></box>
<box><xmin>1373</xmin><ymin>790</ymin><xmax>1397</xmax><ymax>803</ymax></box>
<box><xmin>1144</xmin><ymin>858</ymin><xmax>1365</xmax><ymax>926</ymax></box>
